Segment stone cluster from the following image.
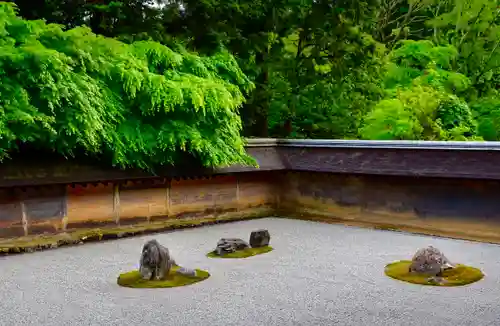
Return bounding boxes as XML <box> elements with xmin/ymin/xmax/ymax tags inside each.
<box><xmin>215</xmin><ymin>238</ymin><xmax>250</xmax><ymax>256</ymax></box>
<box><xmin>214</xmin><ymin>229</ymin><xmax>271</xmax><ymax>256</ymax></box>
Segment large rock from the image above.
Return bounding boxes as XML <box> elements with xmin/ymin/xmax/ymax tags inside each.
<box><xmin>215</xmin><ymin>238</ymin><xmax>250</xmax><ymax>256</ymax></box>
<box><xmin>409</xmin><ymin>246</ymin><xmax>454</xmax><ymax>276</ymax></box>
<box><xmin>249</xmin><ymin>229</ymin><xmax>271</xmax><ymax>248</ymax></box>
<box><xmin>139</xmin><ymin>239</ymin><xmax>175</xmax><ymax>281</ymax></box>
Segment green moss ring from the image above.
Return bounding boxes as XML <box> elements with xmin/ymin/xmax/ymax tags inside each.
<box><xmin>117</xmin><ymin>266</ymin><xmax>210</xmax><ymax>288</ymax></box>
<box><xmin>384</xmin><ymin>260</ymin><xmax>484</xmax><ymax>287</ymax></box>
<box><xmin>207</xmin><ymin>246</ymin><xmax>273</xmax><ymax>258</ymax></box>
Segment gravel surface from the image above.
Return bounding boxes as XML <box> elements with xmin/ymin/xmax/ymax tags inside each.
<box><xmin>1</xmin><ymin>217</ymin><xmax>500</xmax><ymax>326</ymax></box>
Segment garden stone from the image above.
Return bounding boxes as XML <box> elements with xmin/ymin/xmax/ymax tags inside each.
<box><xmin>249</xmin><ymin>229</ymin><xmax>271</xmax><ymax>248</ymax></box>
<box><xmin>409</xmin><ymin>246</ymin><xmax>454</xmax><ymax>276</ymax></box>
<box><xmin>176</xmin><ymin>267</ymin><xmax>197</xmax><ymax>277</ymax></box>
<box><xmin>139</xmin><ymin>239</ymin><xmax>174</xmax><ymax>281</ymax></box>
<box><xmin>215</xmin><ymin>238</ymin><xmax>250</xmax><ymax>256</ymax></box>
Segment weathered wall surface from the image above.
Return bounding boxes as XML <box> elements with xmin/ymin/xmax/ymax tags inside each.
<box><xmin>0</xmin><ymin>172</ymin><xmax>278</xmax><ymax>239</ymax></box>
<box><xmin>4</xmin><ymin>139</ymin><xmax>500</xmax><ymax>245</ymax></box>
<box><xmin>280</xmin><ymin>146</ymin><xmax>500</xmax><ymax>179</ymax></box>
<box><xmin>66</xmin><ymin>183</ymin><xmax>116</xmax><ymax>229</ymax></box>
<box><xmin>280</xmin><ymin>172</ymin><xmax>500</xmax><ymax>243</ymax></box>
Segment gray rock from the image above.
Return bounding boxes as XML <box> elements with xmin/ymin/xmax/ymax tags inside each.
<box><xmin>139</xmin><ymin>239</ymin><xmax>174</xmax><ymax>281</ymax></box>
<box><xmin>176</xmin><ymin>267</ymin><xmax>197</xmax><ymax>277</ymax></box>
<box><xmin>214</xmin><ymin>238</ymin><xmax>250</xmax><ymax>256</ymax></box>
<box><xmin>427</xmin><ymin>276</ymin><xmax>449</xmax><ymax>285</ymax></box>
<box><xmin>249</xmin><ymin>229</ymin><xmax>271</xmax><ymax>248</ymax></box>
<box><xmin>409</xmin><ymin>246</ymin><xmax>455</xmax><ymax>276</ymax></box>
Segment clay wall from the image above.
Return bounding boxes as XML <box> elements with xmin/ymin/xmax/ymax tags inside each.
<box><xmin>0</xmin><ymin>172</ymin><xmax>278</xmax><ymax>239</ymax></box>
<box><xmin>3</xmin><ymin>139</ymin><xmax>500</xmax><ymax>245</ymax></box>
<box><xmin>279</xmin><ymin>172</ymin><xmax>500</xmax><ymax>243</ymax></box>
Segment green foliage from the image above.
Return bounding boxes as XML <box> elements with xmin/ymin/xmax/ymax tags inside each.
<box><xmin>428</xmin><ymin>0</ymin><xmax>500</xmax><ymax>97</ymax></box>
<box><xmin>471</xmin><ymin>97</ymin><xmax>500</xmax><ymax>140</ymax></box>
<box><xmin>384</xmin><ymin>40</ymin><xmax>469</xmax><ymax>91</ymax></box>
<box><xmin>8</xmin><ymin>0</ymin><xmax>500</xmax><ymax>143</ymax></box>
<box><xmin>266</xmin><ymin>2</ymin><xmax>385</xmax><ymax>138</ymax></box>
<box><xmin>390</xmin><ymin>40</ymin><xmax>457</xmax><ymax>70</ymax></box>
<box><xmin>361</xmin><ymin>40</ymin><xmax>479</xmax><ymax>141</ymax></box>
<box><xmin>0</xmin><ymin>2</ymin><xmax>255</xmax><ymax>170</ymax></box>
<box><xmin>359</xmin><ymin>99</ymin><xmax>423</xmax><ymax>140</ymax></box>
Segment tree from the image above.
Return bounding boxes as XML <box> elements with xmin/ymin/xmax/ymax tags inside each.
<box><xmin>9</xmin><ymin>0</ymin><xmax>173</xmax><ymax>43</ymax></box>
<box><xmin>160</xmin><ymin>0</ymin><xmax>304</xmax><ymax>137</ymax></box>
<box><xmin>161</xmin><ymin>0</ymin><xmax>384</xmax><ymax>138</ymax></box>
<box><xmin>428</xmin><ymin>0</ymin><xmax>500</xmax><ymax>98</ymax></box>
<box><xmin>266</xmin><ymin>0</ymin><xmax>384</xmax><ymax>138</ymax></box>
<box><xmin>374</xmin><ymin>0</ymin><xmax>436</xmax><ymax>45</ymax></box>
<box><xmin>0</xmin><ymin>2</ymin><xmax>255</xmax><ymax>170</ymax></box>
<box><xmin>471</xmin><ymin>97</ymin><xmax>500</xmax><ymax>140</ymax></box>
<box><xmin>7</xmin><ymin>0</ymin><xmax>500</xmax><ymax>142</ymax></box>
<box><xmin>360</xmin><ymin>40</ymin><xmax>478</xmax><ymax>140</ymax></box>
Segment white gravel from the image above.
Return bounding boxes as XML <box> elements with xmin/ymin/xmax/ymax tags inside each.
<box><xmin>1</xmin><ymin>217</ymin><xmax>500</xmax><ymax>326</ymax></box>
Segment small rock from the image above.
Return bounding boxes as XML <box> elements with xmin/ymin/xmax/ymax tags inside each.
<box><xmin>427</xmin><ymin>276</ymin><xmax>448</xmax><ymax>285</ymax></box>
<box><xmin>249</xmin><ymin>229</ymin><xmax>271</xmax><ymax>248</ymax></box>
<box><xmin>176</xmin><ymin>267</ymin><xmax>197</xmax><ymax>277</ymax></box>
<box><xmin>215</xmin><ymin>238</ymin><xmax>250</xmax><ymax>256</ymax></box>
<box><xmin>409</xmin><ymin>246</ymin><xmax>454</xmax><ymax>276</ymax></box>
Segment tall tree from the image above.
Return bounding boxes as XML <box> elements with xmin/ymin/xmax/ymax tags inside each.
<box><xmin>428</xmin><ymin>0</ymin><xmax>500</xmax><ymax>98</ymax></box>
<box><xmin>374</xmin><ymin>0</ymin><xmax>435</xmax><ymax>45</ymax></box>
<box><xmin>0</xmin><ymin>2</ymin><xmax>255</xmax><ymax>170</ymax></box>
<box><xmin>10</xmin><ymin>0</ymin><xmax>171</xmax><ymax>42</ymax></box>
<box><xmin>161</xmin><ymin>0</ymin><xmax>299</xmax><ymax>137</ymax></box>
<box><xmin>162</xmin><ymin>0</ymin><xmax>382</xmax><ymax>137</ymax></box>
<box><xmin>266</xmin><ymin>0</ymin><xmax>384</xmax><ymax>138</ymax></box>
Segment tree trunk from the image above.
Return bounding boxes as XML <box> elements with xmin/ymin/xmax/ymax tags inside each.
<box><xmin>284</xmin><ymin>119</ymin><xmax>292</xmax><ymax>137</ymax></box>
<box><xmin>89</xmin><ymin>0</ymin><xmax>113</xmax><ymax>36</ymax></box>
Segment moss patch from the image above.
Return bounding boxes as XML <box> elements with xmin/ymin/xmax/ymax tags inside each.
<box><xmin>117</xmin><ymin>266</ymin><xmax>210</xmax><ymax>288</ymax></box>
<box><xmin>207</xmin><ymin>246</ymin><xmax>273</xmax><ymax>258</ymax></box>
<box><xmin>384</xmin><ymin>260</ymin><xmax>484</xmax><ymax>287</ymax></box>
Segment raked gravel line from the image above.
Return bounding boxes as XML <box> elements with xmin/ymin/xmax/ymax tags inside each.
<box><xmin>1</xmin><ymin>217</ymin><xmax>500</xmax><ymax>326</ymax></box>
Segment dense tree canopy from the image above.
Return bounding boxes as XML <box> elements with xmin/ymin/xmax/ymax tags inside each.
<box><xmin>0</xmin><ymin>2</ymin><xmax>254</xmax><ymax>170</ymax></box>
<box><xmin>3</xmin><ymin>0</ymin><xmax>500</xmax><ymax>169</ymax></box>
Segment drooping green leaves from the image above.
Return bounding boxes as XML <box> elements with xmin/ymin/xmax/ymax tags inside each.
<box><xmin>7</xmin><ymin>0</ymin><xmax>500</xmax><ymax>143</ymax></box>
<box><xmin>0</xmin><ymin>2</ymin><xmax>255</xmax><ymax>170</ymax></box>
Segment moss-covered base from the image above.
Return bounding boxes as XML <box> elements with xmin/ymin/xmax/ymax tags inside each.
<box><xmin>117</xmin><ymin>266</ymin><xmax>210</xmax><ymax>288</ymax></box>
<box><xmin>207</xmin><ymin>246</ymin><xmax>273</xmax><ymax>258</ymax></box>
<box><xmin>384</xmin><ymin>260</ymin><xmax>484</xmax><ymax>286</ymax></box>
